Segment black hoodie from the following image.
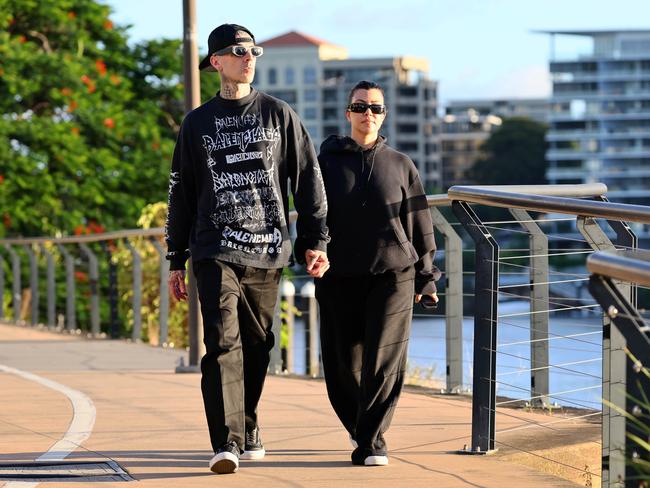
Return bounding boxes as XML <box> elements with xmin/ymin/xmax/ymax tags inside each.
<box><xmin>318</xmin><ymin>135</ymin><xmax>440</xmax><ymax>294</ymax></box>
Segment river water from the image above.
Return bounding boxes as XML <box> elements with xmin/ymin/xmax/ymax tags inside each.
<box><xmin>289</xmin><ymin>300</ymin><xmax>603</xmax><ymax>411</ymax></box>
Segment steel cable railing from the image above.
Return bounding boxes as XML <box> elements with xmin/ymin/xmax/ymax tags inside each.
<box><xmin>449</xmin><ymin>183</ymin><xmax>649</xmax><ymax>486</ymax></box>
<box><xmin>3</xmin><ymin>183</ymin><xmax>646</xmax><ymax>485</ymax></box>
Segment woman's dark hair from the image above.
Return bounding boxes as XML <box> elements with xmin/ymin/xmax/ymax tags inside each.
<box><xmin>347</xmin><ymin>80</ymin><xmax>385</xmax><ymax>105</ymax></box>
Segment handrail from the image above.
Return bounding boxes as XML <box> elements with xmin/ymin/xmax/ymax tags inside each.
<box><xmin>448</xmin><ymin>184</ymin><xmax>650</xmax><ymax>225</ymax></box>
<box><xmin>0</xmin><ymin>183</ymin><xmax>612</xmax><ymax>245</ymax></box>
<box><xmin>0</xmin><ymin>195</ymin><xmax>451</xmax><ymax>244</ymax></box>
<box><xmin>451</xmin><ymin>183</ymin><xmax>607</xmax><ymax>198</ymax></box>
<box><xmin>0</xmin><ymin>213</ymin><xmax>299</xmax><ymax>245</ymax></box>
<box><xmin>0</xmin><ymin>228</ymin><xmax>164</xmax><ymax>246</ymax></box>
<box><xmin>587</xmin><ymin>249</ymin><xmax>650</xmax><ymax>287</ymax></box>
<box><xmin>427</xmin><ymin>194</ymin><xmax>452</xmax><ymax>206</ymax></box>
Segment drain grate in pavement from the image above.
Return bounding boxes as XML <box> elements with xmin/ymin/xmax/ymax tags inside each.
<box><xmin>0</xmin><ymin>460</ymin><xmax>134</xmax><ymax>482</ymax></box>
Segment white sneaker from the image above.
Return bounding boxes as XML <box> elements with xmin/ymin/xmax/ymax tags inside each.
<box><xmin>209</xmin><ymin>442</ymin><xmax>239</xmax><ymax>474</ymax></box>
<box><xmin>364</xmin><ymin>455</ymin><xmax>388</xmax><ymax>466</ymax></box>
<box><xmin>241</xmin><ymin>426</ymin><xmax>265</xmax><ymax>460</ymax></box>
<box><xmin>240</xmin><ymin>447</ymin><xmax>265</xmax><ymax>460</ymax></box>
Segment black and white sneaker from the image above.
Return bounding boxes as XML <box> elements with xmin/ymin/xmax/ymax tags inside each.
<box><xmin>240</xmin><ymin>426</ymin><xmax>265</xmax><ymax>460</ymax></box>
<box><xmin>351</xmin><ymin>446</ymin><xmax>388</xmax><ymax>466</ymax></box>
<box><xmin>209</xmin><ymin>441</ymin><xmax>240</xmax><ymax>474</ymax></box>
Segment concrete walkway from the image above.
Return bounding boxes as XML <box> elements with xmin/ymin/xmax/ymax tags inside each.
<box><xmin>0</xmin><ymin>322</ymin><xmax>598</xmax><ymax>487</ymax></box>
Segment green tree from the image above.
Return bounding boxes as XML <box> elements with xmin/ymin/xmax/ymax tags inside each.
<box><xmin>470</xmin><ymin>117</ymin><xmax>548</xmax><ymax>185</ymax></box>
<box><xmin>0</xmin><ymin>0</ymin><xmax>219</xmax><ymax>238</ymax></box>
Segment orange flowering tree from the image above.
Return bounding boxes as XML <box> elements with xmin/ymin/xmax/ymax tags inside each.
<box><xmin>0</xmin><ymin>0</ymin><xmax>219</xmax><ymax>238</ymax></box>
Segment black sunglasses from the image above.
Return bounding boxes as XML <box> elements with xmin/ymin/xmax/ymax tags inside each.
<box><xmin>214</xmin><ymin>45</ymin><xmax>264</xmax><ymax>57</ymax></box>
<box><xmin>347</xmin><ymin>102</ymin><xmax>386</xmax><ymax>115</ymax></box>
<box><xmin>419</xmin><ymin>295</ymin><xmax>438</xmax><ymax>310</ymax></box>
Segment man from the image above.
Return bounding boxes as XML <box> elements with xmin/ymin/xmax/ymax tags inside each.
<box><xmin>165</xmin><ymin>23</ymin><xmax>329</xmax><ymax>475</ymax></box>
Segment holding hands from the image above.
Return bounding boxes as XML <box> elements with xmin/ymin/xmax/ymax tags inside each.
<box><xmin>168</xmin><ymin>270</ymin><xmax>187</xmax><ymax>301</ymax></box>
<box><xmin>305</xmin><ymin>250</ymin><xmax>330</xmax><ymax>278</ymax></box>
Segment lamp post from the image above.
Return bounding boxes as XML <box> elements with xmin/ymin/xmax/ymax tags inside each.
<box><xmin>177</xmin><ymin>0</ymin><xmax>204</xmax><ymax>372</ymax></box>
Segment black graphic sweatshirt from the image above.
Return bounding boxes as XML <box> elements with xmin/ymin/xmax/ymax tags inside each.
<box><xmin>318</xmin><ymin>135</ymin><xmax>440</xmax><ymax>294</ymax></box>
<box><xmin>165</xmin><ymin>89</ymin><xmax>329</xmax><ymax>271</ymax></box>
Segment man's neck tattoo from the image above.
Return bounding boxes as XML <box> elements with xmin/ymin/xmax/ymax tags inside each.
<box><xmin>220</xmin><ymin>79</ymin><xmax>251</xmax><ymax>100</ymax></box>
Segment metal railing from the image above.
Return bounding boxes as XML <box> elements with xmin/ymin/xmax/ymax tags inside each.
<box><xmin>588</xmin><ymin>250</ymin><xmax>650</xmax><ymax>487</ymax></box>
<box><xmin>448</xmin><ymin>183</ymin><xmax>648</xmax><ymax>486</ymax></box>
<box><xmin>2</xmin><ymin>183</ymin><xmax>649</xmax><ymax>486</ymax></box>
<box><xmin>0</xmin><ymin>229</ymin><xmax>170</xmax><ymax>343</ymax></box>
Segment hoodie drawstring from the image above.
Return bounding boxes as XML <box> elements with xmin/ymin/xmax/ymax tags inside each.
<box><xmin>361</xmin><ymin>145</ymin><xmax>378</xmax><ymax>207</ymax></box>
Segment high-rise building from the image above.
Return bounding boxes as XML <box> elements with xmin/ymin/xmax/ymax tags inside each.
<box><xmin>440</xmin><ymin>110</ymin><xmax>502</xmax><ymax>189</ymax></box>
<box><xmin>440</xmin><ymin>97</ymin><xmax>547</xmax><ymax>188</ymax></box>
<box><xmin>255</xmin><ymin>31</ymin><xmax>441</xmax><ymax>190</ymax></box>
<box><xmin>543</xmin><ymin>30</ymin><xmax>650</xmax><ymax>205</ymax></box>
<box><xmin>446</xmin><ymin>98</ymin><xmax>549</xmax><ymax>124</ymax></box>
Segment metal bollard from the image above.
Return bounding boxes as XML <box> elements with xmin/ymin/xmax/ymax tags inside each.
<box><xmin>301</xmin><ymin>281</ymin><xmax>319</xmax><ymax>378</ymax></box>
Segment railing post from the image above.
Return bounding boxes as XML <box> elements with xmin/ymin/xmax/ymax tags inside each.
<box><xmin>124</xmin><ymin>240</ymin><xmax>142</xmax><ymax>342</ymax></box>
<box><xmin>3</xmin><ymin>245</ymin><xmax>21</xmax><ymax>323</ymax></box>
<box><xmin>588</xmin><ymin>273</ymin><xmax>650</xmax><ymax>487</ymax></box>
<box><xmin>510</xmin><ymin>208</ymin><xmax>549</xmax><ymax>408</ymax></box>
<box><xmin>452</xmin><ymin>201</ymin><xmax>499</xmax><ymax>454</ymax></box>
<box><xmin>577</xmin><ymin>216</ymin><xmax>631</xmax><ymax>485</ymax></box>
<box><xmin>301</xmin><ymin>281</ymin><xmax>319</xmax><ymax>378</ymax></box>
<box><xmin>78</xmin><ymin>243</ymin><xmax>100</xmax><ymax>337</ymax></box>
<box><xmin>269</xmin><ymin>282</ymin><xmax>284</xmax><ymax>375</ymax></box>
<box><xmin>101</xmin><ymin>242</ymin><xmax>120</xmax><ymax>339</ymax></box>
<box><xmin>39</xmin><ymin>244</ymin><xmax>56</xmax><ymax>329</ymax></box>
<box><xmin>430</xmin><ymin>207</ymin><xmax>464</xmax><ymax>393</ymax></box>
<box><xmin>281</xmin><ymin>279</ymin><xmax>295</xmax><ymax>373</ymax></box>
<box><xmin>0</xmin><ymin>250</ymin><xmax>4</xmax><ymax>320</ymax></box>
<box><xmin>22</xmin><ymin>245</ymin><xmax>39</xmax><ymax>326</ymax></box>
<box><xmin>150</xmin><ymin>239</ymin><xmax>170</xmax><ymax>345</ymax></box>
<box><xmin>56</xmin><ymin>245</ymin><xmax>76</xmax><ymax>331</ymax></box>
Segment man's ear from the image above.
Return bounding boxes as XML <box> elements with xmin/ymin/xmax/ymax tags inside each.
<box><xmin>210</xmin><ymin>55</ymin><xmax>221</xmax><ymax>72</ymax></box>
<box><xmin>345</xmin><ymin>110</ymin><xmax>351</xmax><ymax>123</ymax></box>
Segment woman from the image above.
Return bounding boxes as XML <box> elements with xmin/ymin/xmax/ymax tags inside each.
<box><xmin>315</xmin><ymin>80</ymin><xmax>440</xmax><ymax>466</ymax></box>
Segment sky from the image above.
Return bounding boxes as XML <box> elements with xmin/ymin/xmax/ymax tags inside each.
<box><xmin>103</xmin><ymin>0</ymin><xmax>649</xmax><ymax>105</ymax></box>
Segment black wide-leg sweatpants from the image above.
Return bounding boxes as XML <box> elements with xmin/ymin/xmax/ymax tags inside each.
<box><xmin>315</xmin><ymin>267</ymin><xmax>415</xmax><ymax>452</ymax></box>
<box><xmin>193</xmin><ymin>259</ymin><xmax>281</xmax><ymax>452</ymax></box>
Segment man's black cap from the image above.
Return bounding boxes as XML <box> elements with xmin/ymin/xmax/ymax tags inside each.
<box><xmin>199</xmin><ymin>23</ymin><xmax>255</xmax><ymax>72</ymax></box>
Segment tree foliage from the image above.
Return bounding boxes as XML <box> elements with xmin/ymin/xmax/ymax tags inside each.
<box><xmin>0</xmin><ymin>0</ymin><xmax>219</xmax><ymax>237</ymax></box>
<box><xmin>470</xmin><ymin>117</ymin><xmax>548</xmax><ymax>185</ymax></box>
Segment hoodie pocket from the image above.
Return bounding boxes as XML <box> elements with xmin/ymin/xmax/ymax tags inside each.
<box><xmin>392</xmin><ymin>226</ymin><xmax>418</xmax><ymax>261</ymax></box>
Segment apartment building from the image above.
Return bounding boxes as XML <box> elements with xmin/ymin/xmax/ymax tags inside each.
<box><xmin>255</xmin><ymin>31</ymin><xmax>441</xmax><ymax>190</ymax></box>
<box><xmin>446</xmin><ymin>98</ymin><xmax>549</xmax><ymax>124</ymax></box>
<box><xmin>439</xmin><ymin>97</ymin><xmax>547</xmax><ymax>188</ymax></box>
<box><xmin>543</xmin><ymin>29</ymin><xmax>650</xmax><ymax>205</ymax></box>
<box><xmin>440</xmin><ymin>110</ymin><xmax>502</xmax><ymax>189</ymax></box>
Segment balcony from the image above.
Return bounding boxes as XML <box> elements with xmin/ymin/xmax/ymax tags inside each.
<box><xmin>547</xmin><ymin>129</ymin><xmax>650</xmax><ymax>140</ymax></box>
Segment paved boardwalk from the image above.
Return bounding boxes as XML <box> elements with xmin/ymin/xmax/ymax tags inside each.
<box><xmin>0</xmin><ymin>322</ymin><xmax>595</xmax><ymax>487</ymax></box>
